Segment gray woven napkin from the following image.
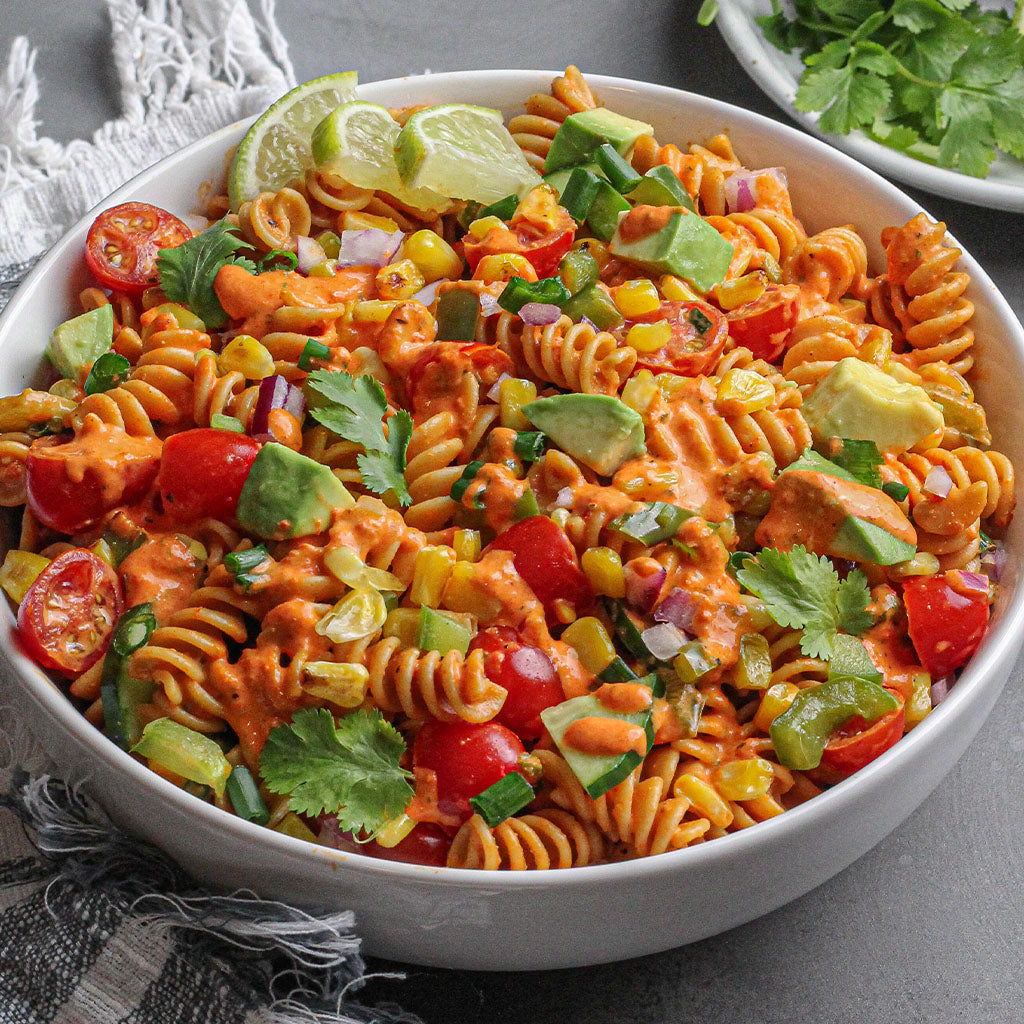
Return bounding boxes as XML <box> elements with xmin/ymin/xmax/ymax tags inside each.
<box><xmin>0</xmin><ymin>3</ymin><xmax>418</xmax><ymax>1021</ymax></box>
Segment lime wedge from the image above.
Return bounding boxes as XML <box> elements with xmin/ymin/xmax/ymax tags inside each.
<box><xmin>394</xmin><ymin>103</ymin><xmax>542</xmax><ymax>205</ymax></box>
<box><xmin>311</xmin><ymin>101</ymin><xmax>447</xmax><ymax>212</ymax></box>
<box><xmin>228</xmin><ymin>71</ymin><xmax>359</xmax><ymax>210</ymax></box>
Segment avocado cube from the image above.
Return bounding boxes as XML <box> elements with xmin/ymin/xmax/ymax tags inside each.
<box><xmin>544</xmin><ymin>108</ymin><xmax>654</xmax><ymax>173</ymax></box>
<box><xmin>626</xmin><ymin>166</ymin><xmax>696</xmax><ymax>212</ymax></box>
<box><xmin>46</xmin><ymin>304</ymin><xmax>114</xmax><ymax>381</ymax></box>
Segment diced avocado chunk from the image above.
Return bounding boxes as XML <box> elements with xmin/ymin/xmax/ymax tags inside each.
<box><xmin>544</xmin><ymin>164</ymin><xmax>628</xmax><ymax>242</ymax></box>
<box><xmin>46</xmin><ymin>304</ymin><xmax>114</xmax><ymax>381</ymax></box>
<box><xmin>522</xmin><ymin>394</ymin><xmax>645</xmax><ymax>476</ymax></box>
<box><xmin>609</xmin><ymin>207</ymin><xmax>733</xmax><ymax>291</ymax></box>
<box><xmin>540</xmin><ymin>691</ymin><xmax>654</xmax><ymax>798</ymax></box>
<box><xmin>416</xmin><ymin>607</ymin><xmax>472</xmax><ymax>656</ymax></box>
<box><xmin>544</xmin><ymin>108</ymin><xmax>654</xmax><ymax>173</ymax></box>
<box><xmin>627</xmin><ymin>166</ymin><xmax>696</xmax><ymax>212</ymax></box>
<box><xmin>832</xmin><ymin>515</ymin><xmax>917</xmax><ymax>565</ymax></box>
<box><xmin>543</xmin><ymin>162</ymin><xmax>605</xmax><ymax>194</ymax></box>
<box><xmin>802</xmin><ymin>359</ymin><xmax>943</xmax><ymax>454</ymax></box>
<box><xmin>236</xmin><ymin>442</ymin><xmax>354</xmax><ymax>540</ymax></box>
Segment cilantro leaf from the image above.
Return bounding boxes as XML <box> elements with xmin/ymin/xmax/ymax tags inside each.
<box><xmin>305</xmin><ymin>370</ymin><xmax>412</xmax><ymax>505</ymax></box>
<box><xmin>156</xmin><ymin>220</ymin><xmax>255</xmax><ymax>329</ymax></box>
<box><xmin>836</xmin><ymin>569</ymin><xmax>874</xmax><ymax>635</ymax></box>
<box><xmin>260</xmin><ymin>707</ymin><xmax>413</xmax><ymax>833</ymax></box>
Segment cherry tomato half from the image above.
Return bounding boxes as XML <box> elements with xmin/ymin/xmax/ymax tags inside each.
<box><xmin>904</xmin><ymin>571</ymin><xmax>990</xmax><ymax>678</ymax></box>
<box><xmin>615</xmin><ymin>300</ymin><xmax>728</xmax><ymax>377</ymax></box>
<box><xmin>364</xmin><ymin>824</ymin><xmax>452</xmax><ymax>867</ymax></box>
<box><xmin>85</xmin><ymin>202</ymin><xmax>191</xmax><ymax>295</ymax></box>
<box><xmin>463</xmin><ymin>195</ymin><xmax>576</xmax><ymax>279</ymax></box>
<box><xmin>157</xmin><ymin>428</ymin><xmax>262</xmax><ymax>522</ymax></box>
<box><xmin>469</xmin><ymin>627</ymin><xmax>564</xmax><ymax>741</ymax></box>
<box><xmin>820</xmin><ymin>689</ymin><xmax>905</xmax><ymax>779</ymax></box>
<box><xmin>17</xmin><ymin>549</ymin><xmax>123</xmax><ymax>675</ymax></box>
<box><xmin>413</xmin><ymin>720</ymin><xmax>526</xmax><ymax>822</ymax></box>
<box><xmin>26</xmin><ymin>421</ymin><xmax>162</xmax><ymax>534</ymax></box>
<box><xmin>485</xmin><ymin>515</ymin><xmax>592</xmax><ymax>619</ymax></box>
<box><xmin>725</xmin><ymin>284</ymin><xmax>800</xmax><ymax>361</ymax></box>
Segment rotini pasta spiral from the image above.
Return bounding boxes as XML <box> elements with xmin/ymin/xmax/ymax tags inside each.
<box><xmin>509</xmin><ymin>65</ymin><xmax>599</xmax><ymax>172</ymax></box>
<box><xmin>447</xmin><ymin>808</ymin><xmax>605</xmax><ymax>869</ymax></box>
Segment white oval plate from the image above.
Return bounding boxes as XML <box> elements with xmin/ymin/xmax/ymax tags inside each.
<box><xmin>715</xmin><ymin>0</ymin><xmax>1024</xmax><ymax>212</ymax></box>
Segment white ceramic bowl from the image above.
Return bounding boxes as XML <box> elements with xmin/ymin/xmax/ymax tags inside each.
<box><xmin>2</xmin><ymin>71</ymin><xmax>1023</xmax><ymax>971</ymax></box>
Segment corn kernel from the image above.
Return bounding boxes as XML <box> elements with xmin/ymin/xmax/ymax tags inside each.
<box><xmin>472</xmin><ymin>252</ymin><xmax>537</xmax><ymax>283</ymax></box>
<box><xmin>621</xmin><ymin>369</ymin><xmax>658</xmax><ymax>415</ymax></box>
<box><xmin>673</xmin><ymin>773</ymin><xmax>733</xmax><ymax>828</ymax></box>
<box><xmin>316</xmin><ymin>587</ymin><xmax>387</xmax><ymax>643</ymax></box>
<box><xmin>353</xmin><ymin>299</ymin><xmax>399</xmax><ymax>324</ymax></box>
<box><xmin>442</xmin><ymin>561</ymin><xmax>503</xmax><ymax>620</ymax></box>
<box><xmin>499</xmin><ymin>378</ymin><xmax>537</xmax><ymax>429</ymax></box>
<box><xmin>375</xmin><ymin>813</ymin><xmax>417</xmax><ymax>848</ymax></box>
<box><xmin>0</xmin><ymin>550</ymin><xmax>49</xmax><ymax>604</ymax></box>
<box><xmin>382</xmin><ymin>608</ymin><xmax>421</xmax><ymax>648</ymax></box>
<box><xmin>316</xmin><ymin>230</ymin><xmax>341</xmax><ymax>259</ymax></box>
<box><xmin>752</xmin><ymin>682</ymin><xmax>799</xmax><ymax>733</ymax></box>
<box><xmin>760</xmin><ymin>253</ymin><xmax>782</xmax><ymax>283</ymax></box>
<box><xmin>453</xmin><ymin>529</ymin><xmax>482</xmax><ymax>563</ymax></box>
<box><xmin>561</xmin><ymin>616</ymin><xmax>616</xmax><ymax>674</ymax></box>
<box><xmin>275</xmin><ymin>812</ymin><xmax>318</xmax><ymax>843</ymax></box>
<box><xmin>514</xmin><ymin>185</ymin><xmax>562</xmax><ymax>230</ymax></box>
<box><xmin>905</xmin><ymin>671</ymin><xmax>932</xmax><ymax>729</ymax></box>
<box><xmin>715</xmin><ymin>368</ymin><xmax>775</xmax><ymax>416</ymax></box>
<box><xmin>712</xmin><ymin>758</ymin><xmax>774</xmax><ymax>801</ymax></box>
<box><xmin>552</xmin><ymin>598</ymin><xmax>577</xmax><ymax>625</ymax></box>
<box><xmin>466</xmin><ymin>215</ymin><xmax>506</xmax><ymax>240</ymax></box>
<box><xmin>626</xmin><ymin>320</ymin><xmax>671</xmax><ymax>353</ymax></box>
<box><xmin>375</xmin><ymin>259</ymin><xmax>425</xmax><ymax>301</ymax></box>
<box><xmin>888</xmin><ymin>551</ymin><xmax>941</xmax><ymax>579</ymax></box>
<box><xmin>860</xmin><ymin>331</ymin><xmax>892</xmax><ymax>366</ymax></box>
<box><xmin>218</xmin><ymin>335</ymin><xmax>275</xmax><ymax>380</ymax></box>
<box><xmin>341</xmin><ymin>210</ymin><xmax>399</xmax><ymax>232</ymax></box>
<box><xmin>143</xmin><ymin>302</ymin><xmax>207</xmax><ymax>332</ymax></box>
<box><xmin>400</xmin><ymin>229</ymin><xmax>462</xmax><ymax>283</ymax></box>
<box><xmin>581</xmin><ymin>547</ymin><xmax>625</xmax><ymax>598</ymax></box>
<box><xmin>613</xmin><ymin>279</ymin><xmax>660</xmax><ymax>317</ymax></box>
<box><xmin>302</xmin><ymin>661</ymin><xmax>370</xmax><ymax>708</ymax></box>
<box><xmin>659</xmin><ymin>274</ymin><xmax>701</xmax><ymax>302</ymax></box>
<box><xmin>410</xmin><ymin>545</ymin><xmax>456</xmax><ymax>608</ymax></box>
<box><xmin>714</xmin><ymin>272</ymin><xmax>767</xmax><ymax>312</ymax></box>
<box><xmin>306</xmin><ymin>259</ymin><xmax>338</xmax><ymax>278</ymax></box>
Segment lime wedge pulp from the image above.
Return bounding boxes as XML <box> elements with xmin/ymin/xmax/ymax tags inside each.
<box><xmin>394</xmin><ymin>103</ymin><xmax>542</xmax><ymax>205</ymax></box>
<box><xmin>228</xmin><ymin>71</ymin><xmax>359</xmax><ymax>210</ymax></box>
<box><xmin>311</xmin><ymin>101</ymin><xmax>447</xmax><ymax>212</ymax></box>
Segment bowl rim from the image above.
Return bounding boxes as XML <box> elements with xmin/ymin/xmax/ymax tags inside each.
<box><xmin>3</xmin><ymin>68</ymin><xmax>1023</xmax><ymax>890</ymax></box>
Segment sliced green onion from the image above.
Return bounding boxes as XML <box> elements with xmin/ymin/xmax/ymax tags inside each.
<box><xmin>561</xmin><ymin>284</ymin><xmax>623</xmax><ymax>330</ymax></box>
<box><xmin>225</xmin><ymin>544</ymin><xmax>270</xmax><ymax>592</ymax></box>
<box><xmin>882</xmin><ymin>481</ymin><xmax>910</xmax><ymax>502</ymax></box>
<box><xmin>687</xmin><ymin>308</ymin><xmax>714</xmax><ymax>334</ymax></box>
<box><xmin>558</xmin><ymin>249</ymin><xmax>600</xmax><ymax>296</ymax></box>
<box><xmin>559</xmin><ymin>167</ymin><xmax>601</xmax><ymax>222</ymax></box>
<box><xmin>298</xmin><ymin>338</ymin><xmax>331</xmax><ymax>370</ymax></box>
<box><xmin>605</xmin><ymin>599</ymin><xmax>651</xmax><ymax>660</ymax></box>
<box><xmin>316</xmin><ymin>230</ymin><xmax>342</xmax><ymax>259</ymax></box>
<box><xmin>84</xmin><ymin>352</ymin><xmax>131</xmax><ymax>396</ymax></box>
<box><xmin>513</xmin><ymin>431</ymin><xmax>546</xmax><ymax>463</ymax></box>
<box><xmin>498</xmin><ymin>276</ymin><xmax>572</xmax><ymax>316</ymax></box>
<box><xmin>609</xmin><ymin>501</ymin><xmax>694</xmax><ymax>544</ymax></box>
<box><xmin>226</xmin><ymin>765</ymin><xmax>270</xmax><ymax>824</ymax></box>
<box><xmin>594</xmin><ymin>143</ymin><xmax>642</xmax><ymax>193</ymax></box>
<box><xmin>598</xmin><ymin>656</ymin><xmax>637</xmax><ymax>683</ymax></box>
<box><xmin>111</xmin><ymin>604</ymin><xmax>158</xmax><ymax>659</ymax></box>
<box><xmin>102</xmin><ymin>527</ymin><xmax>146</xmax><ymax>568</ymax></box>
<box><xmin>478</xmin><ymin>194</ymin><xmax>518</xmax><ymax>220</ymax></box>
<box><xmin>210</xmin><ymin>413</ymin><xmax>245</xmax><ymax>433</ymax></box>
<box><xmin>513</xmin><ymin>486</ymin><xmax>540</xmax><ymax>522</ymax></box>
<box><xmin>259</xmin><ymin>248</ymin><xmax>298</xmax><ymax>272</ymax></box>
<box><xmin>436</xmin><ymin>289</ymin><xmax>480</xmax><ymax>341</ymax></box>
<box><xmin>450</xmin><ymin>461</ymin><xmax>485</xmax><ymax>507</ymax></box>
<box><xmin>458</xmin><ymin>201</ymin><xmax>483</xmax><ymax>231</ymax></box>
<box><xmin>132</xmin><ymin>718</ymin><xmax>232</xmax><ymax>798</ymax></box>
<box><xmin>469</xmin><ymin>771</ymin><xmax>535</xmax><ymax>826</ymax></box>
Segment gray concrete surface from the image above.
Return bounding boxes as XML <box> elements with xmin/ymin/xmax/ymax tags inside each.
<box><xmin>2</xmin><ymin>1</ymin><xmax>1021</xmax><ymax>1021</ymax></box>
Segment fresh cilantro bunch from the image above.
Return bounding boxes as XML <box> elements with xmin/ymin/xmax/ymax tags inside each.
<box><xmin>260</xmin><ymin>707</ymin><xmax>414</xmax><ymax>834</ymax></box>
<box><xmin>305</xmin><ymin>369</ymin><xmax>413</xmax><ymax>505</ymax></box>
<box><xmin>736</xmin><ymin>545</ymin><xmax>873</xmax><ymax>659</ymax></box>
<box><xmin>702</xmin><ymin>0</ymin><xmax>1024</xmax><ymax>178</ymax></box>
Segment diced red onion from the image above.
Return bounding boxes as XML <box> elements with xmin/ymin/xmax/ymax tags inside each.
<box><xmin>479</xmin><ymin>292</ymin><xmax>501</xmax><ymax>317</ymax></box>
<box><xmin>552</xmin><ymin>486</ymin><xmax>573</xmax><ymax>509</ymax></box>
<box><xmin>296</xmin><ymin>235</ymin><xmax>327</xmax><ymax>274</ymax></box>
<box><xmin>486</xmin><ymin>372</ymin><xmax>511</xmax><ymax>403</ymax></box>
<box><xmin>930</xmin><ymin>675</ymin><xmax>953</xmax><ymax>706</ymax></box>
<box><xmin>923</xmin><ymin>465</ymin><xmax>953</xmax><ymax>498</ymax></box>
<box><xmin>335</xmin><ymin>228</ymin><xmax>404</xmax><ymax>268</ymax></box>
<box><xmin>580</xmin><ymin>315</ymin><xmax>598</xmax><ymax>330</ymax></box>
<box><xmin>251</xmin><ymin>374</ymin><xmax>306</xmax><ymax>435</ymax></box>
<box><xmin>724</xmin><ymin>167</ymin><xmax>788</xmax><ymax>214</ymax></box>
<box><xmin>412</xmin><ymin>279</ymin><xmax>446</xmax><ymax>306</ymax></box>
<box><xmin>519</xmin><ymin>302</ymin><xmax>562</xmax><ymax>326</ymax></box>
<box><xmin>624</xmin><ymin>565</ymin><xmax>666</xmax><ymax>614</ymax></box>
<box><xmin>981</xmin><ymin>547</ymin><xmax>1006</xmax><ymax>582</ymax></box>
<box><xmin>958</xmin><ymin>571</ymin><xmax>989</xmax><ymax>593</ymax></box>
<box><xmin>654</xmin><ymin>587</ymin><xmax>697</xmax><ymax>632</ymax></box>
<box><xmin>641</xmin><ymin>622</ymin><xmax>687</xmax><ymax>661</ymax></box>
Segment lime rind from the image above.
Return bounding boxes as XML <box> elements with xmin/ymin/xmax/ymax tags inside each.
<box><xmin>311</xmin><ymin>101</ymin><xmax>448</xmax><ymax>212</ymax></box>
<box><xmin>228</xmin><ymin>71</ymin><xmax>359</xmax><ymax>210</ymax></box>
<box><xmin>394</xmin><ymin>103</ymin><xmax>542</xmax><ymax>205</ymax></box>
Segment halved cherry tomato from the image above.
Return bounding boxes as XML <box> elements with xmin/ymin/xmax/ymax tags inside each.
<box><xmin>413</xmin><ymin>720</ymin><xmax>526</xmax><ymax>821</ymax></box>
<box><xmin>725</xmin><ymin>284</ymin><xmax>800</xmax><ymax>361</ymax></box>
<box><xmin>26</xmin><ymin>420</ymin><xmax>162</xmax><ymax>534</ymax></box>
<box><xmin>17</xmin><ymin>549</ymin><xmax>123</xmax><ymax>675</ymax></box>
<box><xmin>904</xmin><ymin>571</ymin><xmax>990</xmax><ymax>678</ymax></box>
<box><xmin>616</xmin><ymin>300</ymin><xmax>728</xmax><ymax>377</ymax></box>
<box><xmin>85</xmin><ymin>202</ymin><xmax>191</xmax><ymax>295</ymax></box>
<box><xmin>363</xmin><ymin>824</ymin><xmax>452</xmax><ymax>867</ymax></box>
<box><xmin>820</xmin><ymin>689</ymin><xmax>905</xmax><ymax>779</ymax></box>
<box><xmin>485</xmin><ymin>515</ymin><xmax>592</xmax><ymax>619</ymax></box>
<box><xmin>469</xmin><ymin>627</ymin><xmax>564</xmax><ymax>741</ymax></box>
<box><xmin>157</xmin><ymin>428</ymin><xmax>262</xmax><ymax>522</ymax></box>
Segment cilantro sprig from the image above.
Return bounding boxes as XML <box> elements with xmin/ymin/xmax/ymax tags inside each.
<box><xmin>156</xmin><ymin>220</ymin><xmax>256</xmax><ymax>328</ymax></box>
<box><xmin>736</xmin><ymin>545</ymin><xmax>872</xmax><ymax>659</ymax></box>
<box><xmin>305</xmin><ymin>370</ymin><xmax>413</xmax><ymax>506</ymax></box>
<box><xmin>702</xmin><ymin>0</ymin><xmax>1024</xmax><ymax>178</ymax></box>
<box><xmin>259</xmin><ymin>708</ymin><xmax>414</xmax><ymax>834</ymax></box>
